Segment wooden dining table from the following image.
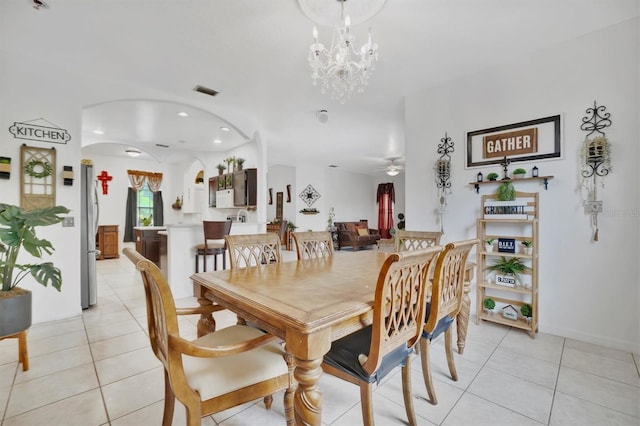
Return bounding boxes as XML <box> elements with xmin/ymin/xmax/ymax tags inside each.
<box><xmin>190</xmin><ymin>250</ymin><xmax>475</xmax><ymax>425</ymax></box>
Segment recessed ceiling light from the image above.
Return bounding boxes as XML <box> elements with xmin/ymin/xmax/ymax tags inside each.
<box><xmin>125</xmin><ymin>149</ymin><xmax>141</xmax><ymax>157</ymax></box>
<box><xmin>93</xmin><ymin>130</ymin><xmax>104</xmax><ymax>135</ymax></box>
<box><xmin>213</xmin><ymin>139</ymin><xmax>222</xmax><ymax>144</ymax></box>
<box><xmin>220</xmin><ymin>126</ymin><xmax>230</xmax><ymax>132</ymax></box>
<box><xmin>177</xmin><ymin>112</ymin><xmax>189</xmax><ymax>117</ymax></box>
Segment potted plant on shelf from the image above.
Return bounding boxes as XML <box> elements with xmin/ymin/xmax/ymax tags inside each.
<box><xmin>521</xmin><ymin>240</ymin><xmax>533</xmax><ymax>255</ymax></box>
<box><xmin>484</xmin><ymin>238</ymin><xmax>495</xmax><ymax>252</ymax></box>
<box><xmin>0</xmin><ymin>203</ymin><xmax>69</xmax><ymax>338</ymax></box>
<box><xmin>483</xmin><ymin>297</ymin><xmax>496</xmax><ymax>313</ymax></box>
<box><xmin>513</xmin><ymin>168</ymin><xmax>526</xmax><ymax>179</ymax></box>
<box><xmin>486</xmin><ymin>256</ymin><xmax>530</xmax><ymax>286</ymax></box>
<box><xmin>520</xmin><ymin>303</ymin><xmax>533</xmax><ymax>322</ymax></box>
<box><xmin>487</xmin><ymin>172</ymin><xmax>499</xmax><ymax>181</ymax></box>
<box><xmin>235</xmin><ymin>158</ymin><xmax>245</xmax><ymax>171</ymax></box>
<box><xmin>496</xmin><ymin>180</ymin><xmax>516</xmax><ymax>201</ymax></box>
<box><xmin>216</xmin><ymin>163</ymin><xmax>226</xmax><ymax>176</ymax></box>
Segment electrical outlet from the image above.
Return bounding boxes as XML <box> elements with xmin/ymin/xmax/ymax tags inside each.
<box><xmin>583</xmin><ymin>201</ymin><xmax>603</xmax><ymax>214</ymax></box>
<box><xmin>62</xmin><ymin>216</ymin><xmax>74</xmax><ymax>227</ymax></box>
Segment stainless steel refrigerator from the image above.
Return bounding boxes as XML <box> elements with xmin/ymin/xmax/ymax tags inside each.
<box><xmin>80</xmin><ymin>163</ymin><xmax>99</xmax><ymax>309</ymax></box>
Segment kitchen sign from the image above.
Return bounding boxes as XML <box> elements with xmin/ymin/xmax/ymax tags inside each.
<box><xmin>9</xmin><ymin>120</ymin><xmax>71</xmax><ymax>145</ymax></box>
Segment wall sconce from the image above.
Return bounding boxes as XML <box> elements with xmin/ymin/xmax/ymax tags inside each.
<box><xmin>0</xmin><ymin>157</ymin><xmax>11</xmax><ymax>179</ymax></box>
<box><xmin>434</xmin><ymin>132</ymin><xmax>455</xmax><ymax>233</ymax></box>
<box><xmin>532</xmin><ymin>166</ymin><xmax>539</xmax><ymax>178</ymax></box>
<box><xmin>580</xmin><ymin>101</ymin><xmax>612</xmax><ymax>242</ymax></box>
<box><xmin>62</xmin><ymin>165</ymin><xmax>74</xmax><ymax>186</ymax></box>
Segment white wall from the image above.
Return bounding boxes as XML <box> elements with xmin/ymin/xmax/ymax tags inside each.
<box><xmin>404</xmin><ymin>19</ymin><xmax>639</xmax><ymax>351</ymax></box>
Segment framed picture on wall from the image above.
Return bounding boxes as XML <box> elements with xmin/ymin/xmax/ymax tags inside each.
<box><xmin>465</xmin><ymin>115</ymin><xmax>562</xmax><ymax>168</ymax></box>
<box><xmin>276</xmin><ymin>192</ymin><xmax>283</xmax><ymax>221</ymax></box>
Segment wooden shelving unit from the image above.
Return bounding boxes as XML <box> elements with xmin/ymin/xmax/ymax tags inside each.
<box><xmin>476</xmin><ymin>191</ymin><xmax>539</xmax><ymax>338</ymax></box>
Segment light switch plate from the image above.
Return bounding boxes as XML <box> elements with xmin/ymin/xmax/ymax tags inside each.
<box><xmin>62</xmin><ymin>216</ymin><xmax>74</xmax><ymax>227</ymax></box>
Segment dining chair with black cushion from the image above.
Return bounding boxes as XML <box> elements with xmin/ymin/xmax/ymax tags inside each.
<box><xmin>395</xmin><ymin>230</ymin><xmax>443</xmax><ymax>252</ymax></box>
<box><xmin>322</xmin><ymin>246</ymin><xmax>442</xmax><ymax>426</ymax></box>
<box><xmin>194</xmin><ymin>220</ymin><xmax>232</xmax><ymax>272</ymax></box>
<box><xmin>123</xmin><ymin>248</ymin><xmax>294</xmax><ymax>426</ymax></box>
<box><xmin>420</xmin><ymin>238</ymin><xmax>478</xmax><ymax>405</ymax></box>
<box><xmin>225</xmin><ymin>233</ymin><xmax>281</xmax><ymax>269</ymax></box>
<box><xmin>292</xmin><ymin>231</ymin><xmax>334</xmax><ymax>260</ymax></box>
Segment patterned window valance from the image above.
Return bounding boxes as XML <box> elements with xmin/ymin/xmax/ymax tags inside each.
<box><xmin>127</xmin><ymin>169</ymin><xmax>163</xmax><ymax>193</ymax></box>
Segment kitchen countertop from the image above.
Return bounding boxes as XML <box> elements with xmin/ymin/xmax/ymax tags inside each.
<box><xmin>133</xmin><ymin>226</ymin><xmax>167</xmax><ymax>230</ymax></box>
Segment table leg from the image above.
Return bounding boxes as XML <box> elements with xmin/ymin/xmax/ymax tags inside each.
<box><xmin>456</xmin><ymin>279</ymin><xmax>471</xmax><ymax>355</ymax></box>
<box><xmin>293</xmin><ymin>357</ymin><xmax>323</xmax><ymax>426</ymax></box>
<box><xmin>196</xmin><ymin>285</ymin><xmax>216</xmax><ymax>338</ymax></box>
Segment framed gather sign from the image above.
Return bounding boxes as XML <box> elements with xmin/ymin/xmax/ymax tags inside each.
<box><xmin>466</xmin><ymin>115</ymin><xmax>562</xmax><ymax>168</ymax></box>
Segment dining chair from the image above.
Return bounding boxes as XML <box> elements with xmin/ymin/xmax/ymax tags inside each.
<box><xmin>194</xmin><ymin>220</ymin><xmax>232</xmax><ymax>272</ymax></box>
<box><xmin>123</xmin><ymin>248</ymin><xmax>294</xmax><ymax>426</ymax></box>
<box><xmin>420</xmin><ymin>238</ymin><xmax>478</xmax><ymax>405</ymax></box>
<box><xmin>225</xmin><ymin>233</ymin><xmax>281</xmax><ymax>269</ymax></box>
<box><xmin>322</xmin><ymin>246</ymin><xmax>442</xmax><ymax>426</ymax></box>
<box><xmin>395</xmin><ymin>230</ymin><xmax>443</xmax><ymax>252</ymax></box>
<box><xmin>292</xmin><ymin>231</ymin><xmax>333</xmax><ymax>260</ymax></box>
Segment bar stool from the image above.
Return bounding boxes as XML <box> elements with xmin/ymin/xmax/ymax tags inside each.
<box><xmin>194</xmin><ymin>220</ymin><xmax>232</xmax><ymax>272</ymax></box>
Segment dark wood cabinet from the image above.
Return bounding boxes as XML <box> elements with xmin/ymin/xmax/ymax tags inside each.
<box><xmin>135</xmin><ymin>228</ymin><xmax>161</xmax><ymax>266</ymax></box>
<box><xmin>96</xmin><ymin>225</ymin><xmax>119</xmax><ymax>260</ymax></box>
<box><xmin>208</xmin><ymin>176</ymin><xmax>219</xmax><ymax>207</ymax></box>
<box><xmin>233</xmin><ymin>168</ymin><xmax>257</xmax><ymax>207</ymax></box>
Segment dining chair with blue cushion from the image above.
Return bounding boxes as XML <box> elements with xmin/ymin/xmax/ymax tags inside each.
<box><xmin>322</xmin><ymin>246</ymin><xmax>442</xmax><ymax>426</ymax></box>
<box><xmin>420</xmin><ymin>238</ymin><xmax>478</xmax><ymax>405</ymax></box>
<box><xmin>292</xmin><ymin>231</ymin><xmax>334</xmax><ymax>260</ymax></box>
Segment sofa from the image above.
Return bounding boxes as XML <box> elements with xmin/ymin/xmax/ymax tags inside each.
<box><xmin>334</xmin><ymin>220</ymin><xmax>381</xmax><ymax>250</ymax></box>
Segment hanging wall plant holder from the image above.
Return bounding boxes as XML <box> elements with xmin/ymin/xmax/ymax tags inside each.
<box><xmin>20</xmin><ymin>144</ymin><xmax>56</xmax><ymax>210</ymax></box>
<box><xmin>579</xmin><ymin>101</ymin><xmax>612</xmax><ymax>242</ymax></box>
<box><xmin>0</xmin><ymin>157</ymin><xmax>11</xmax><ymax>179</ymax></box>
<box><xmin>434</xmin><ymin>132</ymin><xmax>454</xmax><ymax>233</ymax></box>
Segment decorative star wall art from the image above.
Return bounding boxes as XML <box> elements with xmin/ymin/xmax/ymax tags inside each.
<box><xmin>299</xmin><ymin>184</ymin><xmax>320</xmax><ymax>207</ymax></box>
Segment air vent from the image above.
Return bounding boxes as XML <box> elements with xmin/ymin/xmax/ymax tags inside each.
<box><xmin>193</xmin><ymin>85</ymin><xmax>219</xmax><ymax>97</ymax></box>
<box><xmin>155</xmin><ymin>143</ymin><xmax>169</xmax><ymax>148</ymax></box>
<box><xmin>329</xmin><ymin>164</ymin><xmax>339</xmax><ymax>168</ymax></box>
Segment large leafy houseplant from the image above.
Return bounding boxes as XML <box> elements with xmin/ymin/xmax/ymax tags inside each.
<box><xmin>486</xmin><ymin>256</ymin><xmax>530</xmax><ymax>284</ymax></box>
<box><xmin>0</xmin><ymin>203</ymin><xmax>69</xmax><ymax>294</ymax></box>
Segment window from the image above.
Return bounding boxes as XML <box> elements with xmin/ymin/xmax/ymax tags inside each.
<box><xmin>137</xmin><ymin>183</ymin><xmax>154</xmax><ymax>226</ymax></box>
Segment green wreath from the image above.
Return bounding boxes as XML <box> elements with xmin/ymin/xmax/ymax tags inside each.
<box><xmin>24</xmin><ymin>159</ymin><xmax>52</xmax><ymax>178</ymax></box>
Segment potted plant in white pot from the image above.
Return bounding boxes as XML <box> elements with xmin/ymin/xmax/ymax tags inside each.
<box><xmin>0</xmin><ymin>203</ymin><xmax>69</xmax><ymax>337</ymax></box>
<box><xmin>521</xmin><ymin>240</ymin><xmax>533</xmax><ymax>255</ymax></box>
<box><xmin>484</xmin><ymin>238</ymin><xmax>495</xmax><ymax>252</ymax></box>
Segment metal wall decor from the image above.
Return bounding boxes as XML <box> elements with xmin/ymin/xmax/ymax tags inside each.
<box><xmin>299</xmin><ymin>184</ymin><xmax>320</xmax><ymax>207</ymax></box>
<box><xmin>580</xmin><ymin>101</ymin><xmax>612</xmax><ymax>242</ymax></box>
<box><xmin>434</xmin><ymin>132</ymin><xmax>454</xmax><ymax>233</ymax></box>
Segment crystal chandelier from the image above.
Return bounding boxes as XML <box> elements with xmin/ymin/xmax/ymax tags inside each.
<box><xmin>307</xmin><ymin>0</ymin><xmax>379</xmax><ymax>104</ymax></box>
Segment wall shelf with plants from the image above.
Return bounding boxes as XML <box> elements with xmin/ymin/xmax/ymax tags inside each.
<box><xmin>470</xmin><ymin>176</ymin><xmax>554</xmax><ymax>193</ymax></box>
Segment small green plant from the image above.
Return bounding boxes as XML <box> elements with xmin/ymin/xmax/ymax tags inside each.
<box><xmin>521</xmin><ymin>240</ymin><xmax>533</xmax><ymax>248</ymax></box>
<box><xmin>484</xmin><ymin>238</ymin><xmax>495</xmax><ymax>245</ymax></box>
<box><xmin>513</xmin><ymin>168</ymin><xmax>526</xmax><ymax>175</ymax></box>
<box><xmin>216</xmin><ymin>163</ymin><xmax>226</xmax><ymax>173</ymax></box>
<box><xmin>486</xmin><ymin>256</ymin><xmax>530</xmax><ymax>284</ymax></box>
<box><xmin>235</xmin><ymin>158</ymin><xmax>245</xmax><ymax>169</ymax></box>
<box><xmin>487</xmin><ymin>172</ymin><xmax>499</xmax><ymax>181</ymax></box>
<box><xmin>520</xmin><ymin>303</ymin><xmax>532</xmax><ymax>318</ymax></box>
<box><xmin>140</xmin><ymin>215</ymin><xmax>153</xmax><ymax>226</ymax></box>
<box><xmin>496</xmin><ymin>181</ymin><xmax>516</xmax><ymax>201</ymax></box>
<box><xmin>483</xmin><ymin>298</ymin><xmax>496</xmax><ymax>311</ymax></box>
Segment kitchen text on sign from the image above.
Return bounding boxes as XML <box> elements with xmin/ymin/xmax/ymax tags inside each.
<box><xmin>483</xmin><ymin>128</ymin><xmax>537</xmax><ymax>159</ymax></box>
<box><xmin>9</xmin><ymin>122</ymin><xmax>71</xmax><ymax>144</ymax></box>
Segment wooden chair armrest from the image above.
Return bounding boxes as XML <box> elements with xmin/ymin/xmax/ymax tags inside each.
<box><xmin>176</xmin><ymin>305</ymin><xmax>225</xmax><ymax>316</ymax></box>
<box><xmin>168</xmin><ymin>332</ymin><xmax>278</xmax><ymax>358</ymax></box>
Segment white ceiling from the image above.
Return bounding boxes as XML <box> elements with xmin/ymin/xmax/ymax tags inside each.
<box><xmin>1</xmin><ymin>0</ymin><xmax>637</xmax><ymax>174</ymax></box>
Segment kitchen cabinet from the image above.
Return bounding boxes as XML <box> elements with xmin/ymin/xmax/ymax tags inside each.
<box><xmin>233</xmin><ymin>168</ymin><xmax>257</xmax><ymax>207</ymax></box>
<box><xmin>476</xmin><ymin>191</ymin><xmax>539</xmax><ymax>338</ymax></box>
<box><xmin>208</xmin><ymin>176</ymin><xmax>219</xmax><ymax>207</ymax></box>
<box><xmin>135</xmin><ymin>228</ymin><xmax>163</xmax><ymax>266</ymax></box>
<box><xmin>96</xmin><ymin>225</ymin><xmax>119</xmax><ymax>260</ymax></box>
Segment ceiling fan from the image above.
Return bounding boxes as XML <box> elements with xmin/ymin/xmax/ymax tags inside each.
<box><xmin>374</xmin><ymin>157</ymin><xmax>404</xmax><ymax>176</ymax></box>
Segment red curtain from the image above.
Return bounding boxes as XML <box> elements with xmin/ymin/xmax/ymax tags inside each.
<box><xmin>377</xmin><ymin>183</ymin><xmax>394</xmax><ymax>239</ymax></box>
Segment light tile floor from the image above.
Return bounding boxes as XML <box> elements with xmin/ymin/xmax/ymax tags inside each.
<box><xmin>1</xmin><ymin>243</ymin><xmax>639</xmax><ymax>425</ymax></box>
